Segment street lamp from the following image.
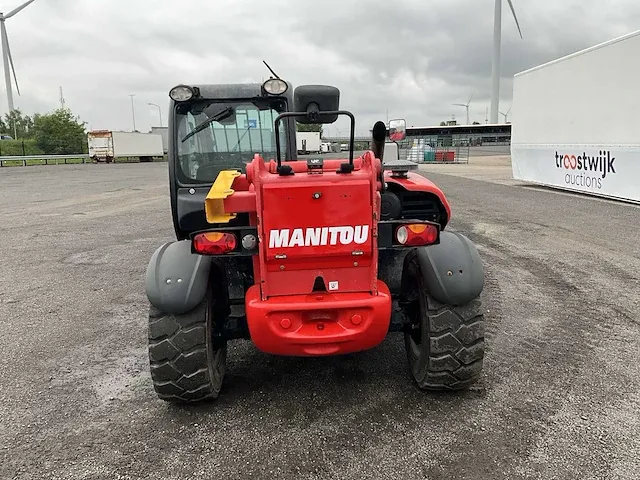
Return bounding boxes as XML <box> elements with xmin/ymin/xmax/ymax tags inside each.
<box><xmin>148</xmin><ymin>102</ymin><xmax>163</xmax><ymax>127</ymax></box>
<box><xmin>129</xmin><ymin>94</ymin><xmax>136</xmax><ymax>131</ymax></box>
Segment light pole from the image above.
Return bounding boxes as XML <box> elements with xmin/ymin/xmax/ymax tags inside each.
<box><xmin>129</xmin><ymin>94</ymin><xmax>136</xmax><ymax>131</ymax></box>
<box><xmin>148</xmin><ymin>102</ymin><xmax>163</xmax><ymax>127</ymax></box>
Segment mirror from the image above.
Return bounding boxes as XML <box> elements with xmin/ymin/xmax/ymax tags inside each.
<box><xmin>388</xmin><ymin>118</ymin><xmax>406</xmax><ymax>142</ymax></box>
<box><xmin>294</xmin><ymin>85</ymin><xmax>340</xmax><ymax>124</ymax></box>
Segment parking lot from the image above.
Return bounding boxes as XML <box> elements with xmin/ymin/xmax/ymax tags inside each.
<box><xmin>1</xmin><ymin>157</ymin><xmax>638</xmax><ymax>479</ymax></box>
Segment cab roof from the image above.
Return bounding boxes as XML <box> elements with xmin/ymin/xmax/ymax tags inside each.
<box><xmin>182</xmin><ymin>81</ymin><xmax>294</xmax><ymax>101</ymax></box>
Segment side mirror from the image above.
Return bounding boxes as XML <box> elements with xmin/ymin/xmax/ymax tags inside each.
<box><xmin>388</xmin><ymin>119</ymin><xmax>406</xmax><ymax>142</ymax></box>
<box><xmin>294</xmin><ymin>85</ymin><xmax>340</xmax><ymax>124</ymax></box>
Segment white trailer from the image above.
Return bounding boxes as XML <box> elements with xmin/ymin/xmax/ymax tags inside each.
<box><xmin>296</xmin><ymin>131</ymin><xmax>320</xmax><ymax>154</ymax></box>
<box><xmin>511</xmin><ymin>29</ymin><xmax>640</xmax><ymax>204</ymax></box>
<box><xmin>151</xmin><ymin>126</ymin><xmax>169</xmax><ymax>154</ymax></box>
<box><xmin>320</xmin><ymin>142</ymin><xmax>332</xmax><ymax>153</ymax></box>
<box><xmin>87</xmin><ymin>130</ymin><xmax>165</xmax><ymax>163</ymax></box>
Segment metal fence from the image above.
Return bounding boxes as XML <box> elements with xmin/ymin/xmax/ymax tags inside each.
<box><xmin>0</xmin><ymin>139</ymin><xmax>89</xmax><ymax>157</ymax></box>
<box><xmin>397</xmin><ymin>129</ymin><xmax>511</xmax><ymax>164</ymax></box>
<box><xmin>398</xmin><ymin>138</ymin><xmax>471</xmax><ymax>164</ymax></box>
<box><xmin>0</xmin><ymin>154</ymin><xmax>90</xmax><ymax>167</ymax></box>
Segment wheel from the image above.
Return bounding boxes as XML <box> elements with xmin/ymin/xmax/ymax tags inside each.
<box><xmin>148</xmin><ymin>275</ymin><xmax>228</xmax><ymax>403</ymax></box>
<box><xmin>402</xmin><ymin>251</ymin><xmax>485</xmax><ymax>391</ymax></box>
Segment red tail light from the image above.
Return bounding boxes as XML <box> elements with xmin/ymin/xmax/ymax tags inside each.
<box><xmin>193</xmin><ymin>232</ymin><xmax>237</xmax><ymax>255</ymax></box>
<box><xmin>395</xmin><ymin>223</ymin><xmax>438</xmax><ymax>246</ymax></box>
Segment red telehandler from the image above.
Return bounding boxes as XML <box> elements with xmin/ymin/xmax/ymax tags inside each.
<box><xmin>145</xmin><ymin>77</ymin><xmax>485</xmax><ymax>403</ymax></box>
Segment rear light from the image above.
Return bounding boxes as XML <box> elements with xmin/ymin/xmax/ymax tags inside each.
<box><xmin>193</xmin><ymin>232</ymin><xmax>237</xmax><ymax>255</ymax></box>
<box><xmin>396</xmin><ymin>223</ymin><xmax>438</xmax><ymax>246</ymax></box>
<box><xmin>241</xmin><ymin>233</ymin><xmax>258</xmax><ymax>250</ymax></box>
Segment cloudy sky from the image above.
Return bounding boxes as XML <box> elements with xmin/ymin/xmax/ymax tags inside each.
<box><xmin>5</xmin><ymin>0</ymin><xmax>640</xmax><ymax>136</ymax></box>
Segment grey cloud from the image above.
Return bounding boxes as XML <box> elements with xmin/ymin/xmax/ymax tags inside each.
<box><xmin>3</xmin><ymin>0</ymin><xmax>640</xmax><ymax>133</ymax></box>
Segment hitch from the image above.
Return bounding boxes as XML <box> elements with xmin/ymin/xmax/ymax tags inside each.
<box><xmin>204</xmin><ymin>170</ymin><xmax>241</xmax><ymax>223</ymax></box>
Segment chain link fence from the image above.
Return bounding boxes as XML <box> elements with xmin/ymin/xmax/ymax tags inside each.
<box><xmin>0</xmin><ymin>139</ymin><xmax>88</xmax><ymax>157</ymax></box>
<box><xmin>396</xmin><ymin>129</ymin><xmax>511</xmax><ymax>164</ymax></box>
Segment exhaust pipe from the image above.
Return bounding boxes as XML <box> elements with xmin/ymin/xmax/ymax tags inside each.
<box><xmin>371</xmin><ymin>121</ymin><xmax>387</xmax><ymax>162</ymax></box>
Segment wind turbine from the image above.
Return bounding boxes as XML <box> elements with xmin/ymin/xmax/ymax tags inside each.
<box><xmin>453</xmin><ymin>91</ymin><xmax>474</xmax><ymax>125</ymax></box>
<box><xmin>490</xmin><ymin>0</ymin><xmax>522</xmax><ymax>124</ymax></box>
<box><xmin>0</xmin><ymin>0</ymin><xmax>37</xmax><ymax>112</ymax></box>
<box><xmin>499</xmin><ymin>105</ymin><xmax>512</xmax><ymax>123</ymax></box>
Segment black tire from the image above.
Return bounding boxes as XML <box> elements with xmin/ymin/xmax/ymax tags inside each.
<box><xmin>402</xmin><ymin>252</ymin><xmax>485</xmax><ymax>391</ymax></box>
<box><xmin>148</xmin><ymin>278</ymin><xmax>228</xmax><ymax>403</ymax></box>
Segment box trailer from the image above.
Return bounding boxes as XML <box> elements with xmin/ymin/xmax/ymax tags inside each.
<box><xmin>511</xmin><ymin>29</ymin><xmax>640</xmax><ymax>204</ymax></box>
<box><xmin>151</xmin><ymin>126</ymin><xmax>169</xmax><ymax>154</ymax></box>
<box><xmin>296</xmin><ymin>131</ymin><xmax>320</xmax><ymax>154</ymax></box>
<box><xmin>88</xmin><ymin>130</ymin><xmax>165</xmax><ymax>163</ymax></box>
<box><xmin>320</xmin><ymin>142</ymin><xmax>332</xmax><ymax>153</ymax></box>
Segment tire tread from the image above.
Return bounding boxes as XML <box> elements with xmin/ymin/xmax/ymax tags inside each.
<box><xmin>420</xmin><ymin>295</ymin><xmax>485</xmax><ymax>390</ymax></box>
<box><xmin>403</xmin><ymin>253</ymin><xmax>485</xmax><ymax>391</ymax></box>
<box><xmin>148</xmin><ymin>300</ymin><xmax>226</xmax><ymax>403</ymax></box>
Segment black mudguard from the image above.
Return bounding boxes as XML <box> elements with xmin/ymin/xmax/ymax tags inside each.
<box><xmin>145</xmin><ymin>240</ymin><xmax>213</xmax><ymax>315</ymax></box>
<box><xmin>412</xmin><ymin>231</ymin><xmax>484</xmax><ymax>306</ymax></box>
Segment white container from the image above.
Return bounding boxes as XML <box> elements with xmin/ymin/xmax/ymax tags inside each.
<box><xmin>511</xmin><ymin>29</ymin><xmax>640</xmax><ymax>203</ymax></box>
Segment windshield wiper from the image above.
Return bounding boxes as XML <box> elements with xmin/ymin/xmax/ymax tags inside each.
<box><xmin>181</xmin><ymin>107</ymin><xmax>234</xmax><ymax>143</ymax></box>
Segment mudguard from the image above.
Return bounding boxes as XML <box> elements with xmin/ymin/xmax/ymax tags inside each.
<box><xmin>413</xmin><ymin>231</ymin><xmax>484</xmax><ymax>306</ymax></box>
<box><xmin>145</xmin><ymin>240</ymin><xmax>213</xmax><ymax>315</ymax></box>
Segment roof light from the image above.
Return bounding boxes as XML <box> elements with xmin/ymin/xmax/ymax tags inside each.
<box><xmin>262</xmin><ymin>78</ymin><xmax>288</xmax><ymax>95</ymax></box>
<box><xmin>169</xmin><ymin>85</ymin><xmax>194</xmax><ymax>102</ymax></box>
<box><xmin>193</xmin><ymin>232</ymin><xmax>237</xmax><ymax>255</ymax></box>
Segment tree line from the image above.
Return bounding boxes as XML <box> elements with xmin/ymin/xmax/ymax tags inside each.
<box><xmin>296</xmin><ymin>122</ymin><xmax>322</xmax><ymax>136</ymax></box>
<box><xmin>0</xmin><ymin>108</ymin><xmax>87</xmax><ymax>156</ymax></box>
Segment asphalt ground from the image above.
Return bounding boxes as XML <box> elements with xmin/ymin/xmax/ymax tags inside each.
<box><xmin>1</xmin><ymin>156</ymin><xmax>638</xmax><ymax>480</ymax></box>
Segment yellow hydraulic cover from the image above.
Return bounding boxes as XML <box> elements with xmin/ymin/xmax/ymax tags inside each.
<box><xmin>204</xmin><ymin>170</ymin><xmax>241</xmax><ymax>223</ymax></box>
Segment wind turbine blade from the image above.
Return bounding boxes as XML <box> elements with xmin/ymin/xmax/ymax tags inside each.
<box><xmin>468</xmin><ymin>91</ymin><xmax>475</xmax><ymax>105</ymax></box>
<box><xmin>3</xmin><ymin>27</ymin><xmax>20</xmax><ymax>95</ymax></box>
<box><xmin>506</xmin><ymin>0</ymin><xmax>523</xmax><ymax>39</ymax></box>
<box><xmin>453</xmin><ymin>103</ymin><xmax>466</xmax><ymax>107</ymax></box>
<box><xmin>5</xmin><ymin>0</ymin><xmax>38</xmax><ymax>19</ymax></box>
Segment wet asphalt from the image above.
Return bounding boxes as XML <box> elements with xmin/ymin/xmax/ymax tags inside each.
<box><xmin>0</xmin><ymin>157</ymin><xmax>638</xmax><ymax>480</ymax></box>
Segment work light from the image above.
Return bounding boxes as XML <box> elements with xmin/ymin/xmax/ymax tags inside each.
<box><xmin>262</xmin><ymin>78</ymin><xmax>288</xmax><ymax>95</ymax></box>
<box><xmin>169</xmin><ymin>85</ymin><xmax>194</xmax><ymax>102</ymax></box>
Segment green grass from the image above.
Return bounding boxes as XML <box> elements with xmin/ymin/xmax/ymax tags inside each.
<box><xmin>0</xmin><ymin>157</ymin><xmax>86</xmax><ymax>167</ymax></box>
<box><xmin>0</xmin><ymin>139</ymin><xmax>44</xmax><ymax>156</ymax></box>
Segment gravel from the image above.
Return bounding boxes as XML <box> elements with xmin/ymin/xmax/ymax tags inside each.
<box><xmin>0</xmin><ymin>160</ymin><xmax>638</xmax><ymax>480</ymax></box>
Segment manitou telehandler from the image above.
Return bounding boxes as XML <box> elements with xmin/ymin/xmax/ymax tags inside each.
<box><xmin>145</xmin><ymin>74</ymin><xmax>486</xmax><ymax>403</ymax></box>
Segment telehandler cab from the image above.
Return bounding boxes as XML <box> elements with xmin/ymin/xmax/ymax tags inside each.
<box><xmin>145</xmin><ymin>75</ymin><xmax>486</xmax><ymax>403</ymax></box>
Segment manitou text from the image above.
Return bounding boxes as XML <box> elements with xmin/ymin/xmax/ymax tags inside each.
<box><xmin>269</xmin><ymin>225</ymin><xmax>370</xmax><ymax>249</ymax></box>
